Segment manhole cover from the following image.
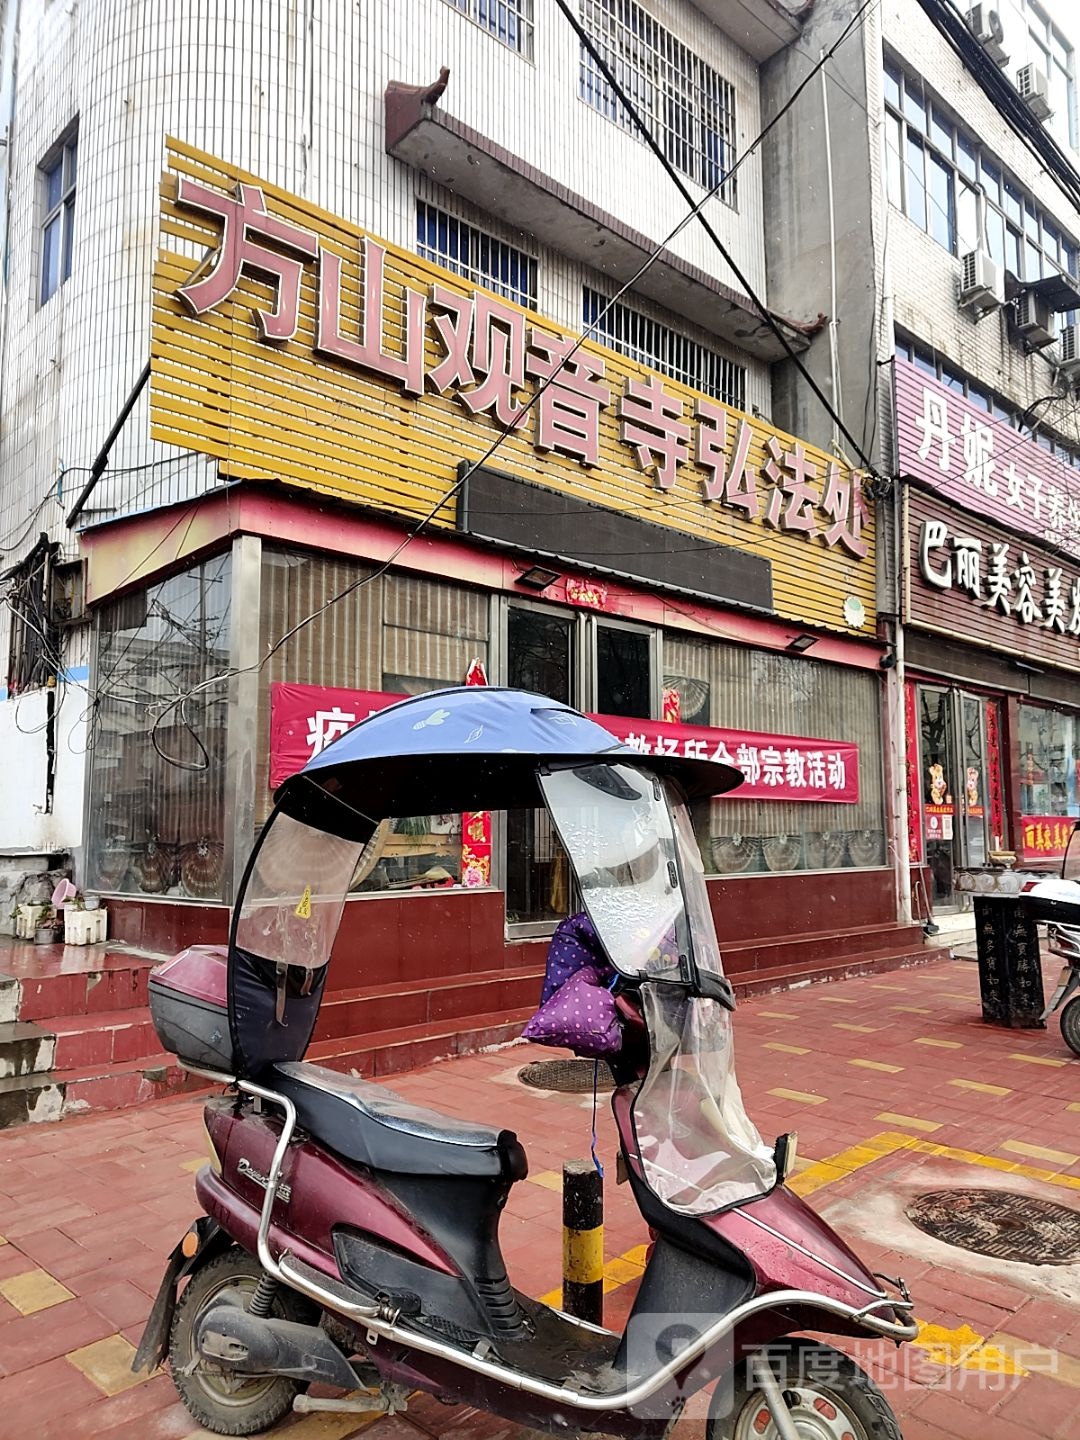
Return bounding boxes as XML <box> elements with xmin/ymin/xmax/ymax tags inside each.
<box><xmin>518</xmin><ymin>1059</ymin><xmax>615</xmax><ymax>1093</ymax></box>
<box><xmin>906</xmin><ymin>1189</ymin><xmax>1080</xmax><ymax>1265</ymax></box>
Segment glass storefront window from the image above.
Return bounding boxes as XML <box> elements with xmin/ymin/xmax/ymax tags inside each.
<box><xmin>86</xmin><ymin>554</ymin><xmax>231</xmax><ymax>899</ymax></box>
<box><xmin>259</xmin><ymin>549</ymin><xmax>489</xmax><ymax>891</ymax></box>
<box><xmin>665</xmin><ymin>635</ymin><xmax>886</xmax><ymax>875</ymax></box>
<box><xmin>1018</xmin><ymin>704</ymin><xmax>1080</xmax><ymax>817</ymax></box>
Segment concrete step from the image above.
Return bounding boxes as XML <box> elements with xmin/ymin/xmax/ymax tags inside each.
<box><xmin>0</xmin><ymin>950</ymin><xmax>158</xmax><ymax>1023</ymax></box>
<box><xmin>309</xmin><ymin>1007</ymin><xmax>534</xmax><ymax>1078</ymax></box>
<box><xmin>42</xmin><ymin>1007</ymin><xmax>160</xmax><ymax>1072</ymax></box>
<box><xmin>723</xmin><ymin>922</ymin><xmax>927</xmax><ymax>977</ymax></box>
<box><xmin>733</xmin><ymin>944</ymin><xmax>941</xmax><ymax>999</ymax></box>
<box><xmin>0</xmin><ymin>1020</ymin><xmax>57</xmax><ymax>1079</ymax></box>
<box><xmin>313</xmin><ymin>967</ymin><xmax>544</xmax><ymax>1041</ymax></box>
<box><xmin>0</xmin><ymin>1071</ymin><xmax>65</xmax><ymax>1128</ymax></box>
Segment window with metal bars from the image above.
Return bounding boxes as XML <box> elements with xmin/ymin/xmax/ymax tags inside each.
<box><xmin>4</xmin><ymin>538</ymin><xmax>59</xmax><ymax>695</ymax></box>
<box><xmin>39</xmin><ymin>129</ymin><xmax>77</xmax><ymax>305</ymax></box>
<box><xmin>583</xmin><ymin>286</ymin><xmax>746</xmax><ymax>410</ymax></box>
<box><xmin>578</xmin><ymin>0</ymin><xmax>737</xmax><ymax>205</ymax></box>
<box><xmin>443</xmin><ymin>0</ymin><xmax>534</xmax><ymax>60</ymax></box>
<box><xmin>416</xmin><ymin>201</ymin><xmax>538</xmax><ymax>309</ymax></box>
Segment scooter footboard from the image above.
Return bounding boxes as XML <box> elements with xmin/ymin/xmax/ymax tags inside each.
<box><xmin>612</xmin><ymin>1237</ymin><xmax>755</xmax><ymax>1385</ymax></box>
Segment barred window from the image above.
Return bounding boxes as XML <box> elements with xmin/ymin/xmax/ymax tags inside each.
<box><xmin>416</xmin><ymin>201</ymin><xmax>538</xmax><ymax>309</ymax></box>
<box><xmin>4</xmin><ymin>538</ymin><xmax>59</xmax><ymax>695</ymax></box>
<box><xmin>579</xmin><ymin>0</ymin><xmax>737</xmax><ymax>205</ymax></box>
<box><xmin>583</xmin><ymin>286</ymin><xmax>746</xmax><ymax>410</ymax></box>
<box><xmin>443</xmin><ymin>0</ymin><xmax>534</xmax><ymax>60</ymax></box>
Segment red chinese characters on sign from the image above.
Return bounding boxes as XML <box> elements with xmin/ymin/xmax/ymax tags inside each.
<box><xmin>460</xmin><ymin>659</ymin><xmax>493</xmax><ymax>888</ymax></box>
<box><xmin>173</xmin><ymin>180</ymin><xmax>871</xmax><ymax>560</ymax></box>
<box><xmin>270</xmin><ymin>684</ymin><xmax>860</xmax><ymax>803</ymax></box>
<box><xmin>1020</xmin><ymin>816</ymin><xmax>1077</xmax><ymax>862</ymax></box>
<box><xmin>269</xmin><ymin>684</ymin><xmax>400</xmax><ymax>788</ymax></box>
<box><xmin>895</xmin><ymin>357</ymin><xmax>1080</xmax><ymax>560</ymax></box>
<box><xmin>592</xmin><ymin>712</ymin><xmax>859</xmax><ymax>804</ymax></box>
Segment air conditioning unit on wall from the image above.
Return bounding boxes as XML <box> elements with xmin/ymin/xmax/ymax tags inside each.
<box><xmin>966</xmin><ymin>6</ymin><xmax>1009</xmax><ymax>67</ymax></box>
<box><xmin>1016</xmin><ymin>63</ymin><xmax>1053</xmax><ymax>120</ymax></box>
<box><xmin>1014</xmin><ymin>289</ymin><xmax>1056</xmax><ymax>347</ymax></box>
<box><xmin>1057</xmin><ymin>323</ymin><xmax>1080</xmax><ymax>381</ymax></box>
<box><xmin>959</xmin><ymin>249</ymin><xmax>1005</xmax><ymax>315</ymax></box>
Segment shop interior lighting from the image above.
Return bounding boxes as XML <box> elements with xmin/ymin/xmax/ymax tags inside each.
<box><xmin>515</xmin><ymin>565</ymin><xmax>562</xmax><ymax>591</ymax></box>
<box><xmin>786</xmin><ymin>634</ymin><xmax>817</xmax><ymax>653</ymax></box>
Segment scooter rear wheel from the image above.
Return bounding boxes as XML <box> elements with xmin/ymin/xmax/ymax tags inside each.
<box><xmin>1061</xmin><ymin>996</ymin><xmax>1080</xmax><ymax>1057</ymax></box>
<box><xmin>707</xmin><ymin>1339</ymin><xmax>901</xmax><ymax>1440</ymax></box>
<box><xmin>169</xmin><ymin>1248</ymin><xmax>314</xmax><ymax>1436</ymax></box>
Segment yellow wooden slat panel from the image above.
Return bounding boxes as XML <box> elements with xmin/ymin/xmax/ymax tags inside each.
<box><xmin>150</xmin><ymin>140</ymin><xmax>876</xmax><ymax>635</ymax></box>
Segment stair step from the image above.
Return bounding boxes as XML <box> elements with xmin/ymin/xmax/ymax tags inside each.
<box><xmin>315</xmin><ymin>968</ymin><xmax>544</xmax><ymax>1040</ymax></box>
<box><xmin>0</xmin><ymin>1071</ymin><xmax>65</xmax><ymax>1129</ymax></box>
<box><xmin>734</xmin><ymin>946</ymin><xmax>938</xmax><ymax>999</ymax></box>
<box><xmin>723</xmin><ymin>923</ymin><xmax>926</xmax><ymax>975</ymax></box>
<box><xmin>11</xmin><ymin>956</ymin><xmax>158</xmax><ymax>1023</ymax></box>
<box><xmin>41</xmin><ymin>1007</ymin><xmax>161</xmax><ymax>1071</ymax></box>
<box><xmin>310</xmin><ymin>1006</ymin><xmax>533</xmax><ymax>1078</ymax></box>
<box><xmin>0</xmin><ymin>1020</ymin><xmax>57</xmax><ymax>1078</ymax></box>
<box><xmin>59</xmin><ymin>1053</ymin><xmax>207</xmax><ymax>1117</ymax></box>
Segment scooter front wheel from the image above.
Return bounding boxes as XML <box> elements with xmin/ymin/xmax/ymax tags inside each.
<box><xmin>169</xmin><ymin>1248</ymin><xmax>313</xmax><ymax>1436</ymax></box>
<box><xmin>1061</xmin><ymin>996</ymin><xmax>1080</xmax><ymax>1056</ymax></box>
<box><xmin>707</xmin><ymin>1339</ymin><xmax>901</xmax><ymax>1440</ymax></box>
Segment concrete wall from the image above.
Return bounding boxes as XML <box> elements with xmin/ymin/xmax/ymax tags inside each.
<box><xmin>0</xmin><ymin>0</ymin><xmax>777</xmax><ymax>862</ymax></box>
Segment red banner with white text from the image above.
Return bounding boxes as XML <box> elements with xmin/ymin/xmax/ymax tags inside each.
<box><xmin>269</xmin><ymin>683</ymin><xmax>860</xmax><ymax>803</ymax></box>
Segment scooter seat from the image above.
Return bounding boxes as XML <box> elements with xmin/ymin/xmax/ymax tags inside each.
<box><xmin>270</xmin><ymin>1061</ymin><xmax>525</xmax><ymax>1179</ymax></box>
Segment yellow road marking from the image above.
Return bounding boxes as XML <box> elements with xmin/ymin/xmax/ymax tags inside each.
<box><xmin>1007</xmin><ymin>1052</ymin><xmax>1068</xmax><ymax>1068</ymax></box>
<box><xmin>913</xmin><ymin>1037</ymin><xmax>963</xmax><ymax>1048</ymax></box>
<box><xmin>179</xmin><ymin>1157</ymin><xmax>204</xmax><ymax>1172</ymax></box>
<box><xmin>912</xmin><ymin>1323</ymin><xmax>1027</xmax><ymax>1375</ymax></box>
<box><xmin>818</xmin><ymin>996</ymin><xmax>857</xmax><ymax>1005</ymax></box>
<box><xmin>764</xmin><ymin>1042</ymin><xmax>811</xmax><ymax>1055</ymax></box>
<box><xmin>1001</xmin><ymin>1139</ymin><xmax>1080</xmax><ymax>1166</ymax></box>
<box><xmin>849</xmin><ymin>1059</ymin><xmax>904</xmax><ymax>1073</ymax></box>
<box><xmin>0</xmin><ymin>1270</ymin><xmax>74</xmax><ymax>1315</ymax></box>
<box><xmin>893</xmin><ymin>1005</ymin><xmax>933</xmax><ymax>1014</ymax></box>
<box><xmin>988</xmin><ymin>1334</ymin><xmax>1080</xmax><ymax>1389</ymax></box>
<box><xmin>833</xmin><ymin>1022</ymin><xmax>881</xmax><ymax>1033</ymax></box>
<box><xmin>757</xmin><ymin>1010</ymin><xmax>798</xmax><ymax>1019</ymax></box>
<box><xmin>768</xmin><ymin>1087</ymin><xmax>827</xmax><ymax>1106</ymax></box>
<box><xmin>528</xmin><ymin>1169</ymin><xmax>563</xmax><ymax>1192</ymax></box>
<box><xmin>875</xmin><ymin>1112</ymin><xmax>942</xmax><ymax>1133</ymax></box>
<box><xmin>66</xmin><ymin>1336</ymin><xmax>144</xmax><ymax>1396</ymax></box>
<box><xmin>949</xmin><ymin>1079</ymin><xmax>1012</xmax><ymax>1096</ymax></box>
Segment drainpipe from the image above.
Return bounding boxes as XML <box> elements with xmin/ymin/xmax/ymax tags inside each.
<box><xmin>821</xmin><ymin>51</ymin><xmax>843</xmax><ymax>455</ymax></box>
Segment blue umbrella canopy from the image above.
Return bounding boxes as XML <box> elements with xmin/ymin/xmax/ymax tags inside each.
<box><xmin>274</xmin><ymin>688</ymin><xmax>742</xmax><ymax>840</ymax></box>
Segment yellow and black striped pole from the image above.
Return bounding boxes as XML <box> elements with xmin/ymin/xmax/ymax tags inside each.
<box><xmin>562</xmin><ymin>1159</ymin><xmax>603</xmax><ymax>1323</ymax></box>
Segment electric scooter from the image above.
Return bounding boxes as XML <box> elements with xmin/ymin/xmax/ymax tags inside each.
<box><xmin>135</xmin><ymin>688</ymin><xmax>917</xmax><ymax>1440</ymax></box>
<box><xmin>1022</xmin><ymin>821</ymin><xmax>1080</xmax><ymax>1056</ymax></box>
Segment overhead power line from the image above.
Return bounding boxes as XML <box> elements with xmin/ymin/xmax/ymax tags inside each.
<box><xmin>553</xmin><ymin>0</ymin><xmax>883</xmax><ymax>477</ymax></box>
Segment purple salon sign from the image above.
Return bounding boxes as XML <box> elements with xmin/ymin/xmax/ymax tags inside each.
<box><xmin>895</xmin><ymin>357</ymin><xmax>1080</xmax><ymax>560</ymax></box>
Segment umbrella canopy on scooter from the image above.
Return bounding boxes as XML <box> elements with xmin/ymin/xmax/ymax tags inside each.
<box><xmin>273</xmin><ymin>687</ymin><xmax>743</xmax><ymax>841</ymax></box>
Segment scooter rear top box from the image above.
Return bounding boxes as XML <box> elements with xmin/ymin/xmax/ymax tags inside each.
<box><xmin>149</xmin><ymin>946</ymin><xmax>234</xmax><ymax>1072</ymax></box>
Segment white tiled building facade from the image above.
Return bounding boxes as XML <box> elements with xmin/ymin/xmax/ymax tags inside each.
<box><xmin>0</xmin><ymin>0</ymin><xmax>789</xmax><ymax>883</ymax></box>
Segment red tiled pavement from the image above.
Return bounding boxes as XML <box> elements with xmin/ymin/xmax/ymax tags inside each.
<box><xmin>0</xmin><ymin>952</ymin><xmax>1078</xmax><ymax>1438</ymax></box>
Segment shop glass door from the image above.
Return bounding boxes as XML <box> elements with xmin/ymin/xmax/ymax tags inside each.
<box><xmin>918</xmin><ymin>685</ymin><xmax>996</xmax><ymax>907</ymax></box>
<box><xmin>919</xmin><ymin>686</ymin><xmax>957</xmax><ymax>907</ymax></box>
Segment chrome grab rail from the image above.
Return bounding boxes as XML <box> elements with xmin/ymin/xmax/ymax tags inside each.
<box><xmin>236</xmin><ymin>1079</ymin><xmax>919</xmax><ymax>1415</ymax></box>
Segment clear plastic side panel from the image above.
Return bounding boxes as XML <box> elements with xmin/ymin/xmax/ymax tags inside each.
<box><xmin>539</xmin><ymin>764</ymin><xmax>688</xmax><ymax>978</ymax></box>
<box><xmin>632</xmin><ymin>985</ymin><xmax>776</xmax><ymax>1214</ymax></box>
<box><xmin>669</xmin><ymin>791</ymin><xmax>724</xmax><ymax>978</ymax></box>
<box><xmin>1064</xmin><ymin>823</ymin><xmax>1080</xmax><ymax>883</ymax></box>
<box><xmin>234</xmin><ymin>812</ymin><xmax>363</xmax><ymax>972</ymax></box>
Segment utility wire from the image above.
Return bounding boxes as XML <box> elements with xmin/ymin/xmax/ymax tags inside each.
<box><xmin>553</xmin><ymin>0</ymin><xmax>883</xmax><ymax>477</ymax></box>
<box><xmin>135</xmin><ymin>14</ymin><xmax>883</xmax><ymax>765</ymax></box>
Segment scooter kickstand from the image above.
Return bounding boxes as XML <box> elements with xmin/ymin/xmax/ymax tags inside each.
<box><xmin>751</xmin><ymin>1354</ymin><xmax>800</xmax><ymax>1440</ymax></box>
<box><xmin>292</xmin><ymin>1384</ymin><xmax>410</xmax><ymax>1417</ymax></box>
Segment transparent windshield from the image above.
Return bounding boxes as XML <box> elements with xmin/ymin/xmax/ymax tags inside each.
<box><xmin>540</xmin><ymin>763</ymin><xmax>689</xmax><ymax>978</ymax></box>
<box><xmin>1064</xmin><ymin>824</ymin><xmax>1080</xmax><ymax>884</ymax></box>
<box><xmin>633</xmin><ymin>986</ymin><xmax>777</xmax><ymax>1213</ymax></box>
<box><xmin>234</xmin><ymin>811</ymin><xmax>364</xmax><ymax>971</ymax></box>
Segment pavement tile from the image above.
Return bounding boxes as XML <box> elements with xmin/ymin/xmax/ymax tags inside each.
<box><xmin>66</xmin><ymin>1333</ymin><xmax>144</xmax><ymax>1396</ymax></box>
<box><xmin>0</xmin><ymin>1268</ymin><xmax>75</xmax><ymax>1315</ymax></box>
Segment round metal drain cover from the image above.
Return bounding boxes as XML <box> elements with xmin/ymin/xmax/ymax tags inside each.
<box><xmin>906</xmin><ymin>1189</ymin><xmax>1080</xmax><ymax>1265</ymax></box>
<box><xmin>518</xmin><ymin>1059</ymin><xmax>615</xmax><ymax>1093</ymax></box>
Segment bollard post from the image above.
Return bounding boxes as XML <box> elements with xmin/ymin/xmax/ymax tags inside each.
<box><xmin>562</xmin><ymin>1159</ymin><xmax>603</xmax><ymax>1324</ymax></box>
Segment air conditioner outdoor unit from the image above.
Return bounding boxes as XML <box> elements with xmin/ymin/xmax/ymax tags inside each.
<box><xmin>1014</xmin><ymin>289</ymin><xmax>1056</xmax><ymax>347</ymax></box>
<box><xmin>965</xmin><ymin>6</ymin><xmax>1009</xmax><ymax>67</ymax></box>
<box><xmin>1057</xmin><ymin>323</ymin><xmax>1080</xmax><ymax>380</ymax></box>
<box><xmin>959</xmin><ymin>249</ymin><xmax>1005</xmax><ymax>315</ymax></box>
<box><xmin>1016</xmin><ymin>63</ymin><xmax>1053</xmax><ymax>120</ymax></box>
